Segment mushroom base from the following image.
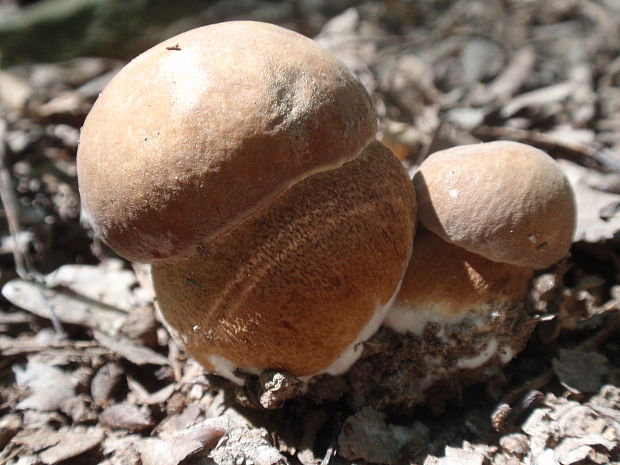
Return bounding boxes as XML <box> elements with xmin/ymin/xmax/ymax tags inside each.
<box><xmin>332</xmin><ymin>302</ymin><xmax>536</xmax><ymax>413</ymax></box>
<box><xmin>233</xmin><ymin>301</ymin><xmax>537</xmax><ymax>411</ymax></box>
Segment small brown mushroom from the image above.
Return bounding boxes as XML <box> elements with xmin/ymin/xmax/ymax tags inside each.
<box><xmin>383</xmin><ymin>141</ymin><xmax>576</xmax><ymax>400</ymax></box>
<box><xmin>414</xmin><ymin>140</ymin><xmax>576</xmax><ymax>269</ymax></box>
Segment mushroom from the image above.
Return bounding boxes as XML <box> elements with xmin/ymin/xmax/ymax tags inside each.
<box><xmin>77</xmin><ymin>21</ymin><xmax>417</xmax><ymax>383</ymax></box>
<box><xmin>377</xmin><ymin>141</ymin><xmax>576</xmax><ymax>405</ymax></box>
<box><xmin>413</xmin><ymin>140</ymin><xmax>576</xmax><ymax>269</ymax></box>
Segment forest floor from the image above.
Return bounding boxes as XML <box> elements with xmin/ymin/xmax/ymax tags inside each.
<box><xmin>0</xmin><ymin>1</ymin><xmax>619</xmax><ymax>464</ymax></box>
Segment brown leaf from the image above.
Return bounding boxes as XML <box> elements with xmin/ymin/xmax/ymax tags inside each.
<box><xmin>59</xmin><ymin>395</ymin><xmax>98</xmax><ymax>424</ymax></box>
<box><xmin>39</xmin><ymin>429</ymin><xmax>104</xmax><ymax>464</ymax></box>
<box><xmin>141</xmin><ymin>417</ymin><xmax>230</xmax><ymax>465</ymax></box>
<box><xmin>0</xmin><ymin>414</ymin><xmax>21</xmax><ymax>449</ymax></box>
<box><xmin>558</xmin><ymin>160</ymin><xmax>620</xmax><ymax>242</ymax></box>
<box><xmin>91</xmin><ymin>362</ymin><xmax>125</xmax><ymax>406</ymax></box>
<box><xmin>12</xmin><ymin>430</ymin><xmax>65</xmax><ymax>452</ymax></box>
<box><xmin>100</xmin><ymin>404</ymin><xmax>153</xmax><ymax>432</ymax></box>
<box><xmin>155</xmin><ymin>403</ymin><xmax>202</xmax><ymax>439</ymax></box>
<box><xmin>552</xmin><ymin>349</ymin><xmax>610</xmax><ymax>394</ymax></box>
<box><xmin>554</xmin><ymin>436</ymin><xmax>614</xmax><ymax>465</ymax></box>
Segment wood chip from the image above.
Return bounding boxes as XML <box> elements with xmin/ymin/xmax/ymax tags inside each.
<box><xmin>100</xmin><ymin>404</ymin><xmax>153</xmax><ymax>432</ymax></box>
<box><xmin>0</xmin><ymin>413</ymin><xmax>21</xmax><ymax>449</ymax></box>
<box><xmin>39</xmin><ymin>429</ymin><xmax>104</xmax><ymax>464</ymax></box>
<box><xmin>12</xmin><ymin>430</ymin><xmax>65</xmax><ymax>452</ymax></box>
<box><xmin>91</xmin><ymin>362</ymin><xmax>124</xmax><ymax>406</ymax></box>
<box><xmin>141</xmin><ymin>417</ymin><xmax>230</xmax><ymax>465</ymax></box>
<box><xmin>94</xmin><ymin>331</ymin><xmax>169</xmax><ymax>366</ymax></box>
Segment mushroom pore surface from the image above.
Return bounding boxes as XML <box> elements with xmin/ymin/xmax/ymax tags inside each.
<box><xmin>414</xmin><ymin>141</ymin><xmax>576</xmax><ymax>268</ymax></box>
<box><xmin>152</xmin><ymin>141</ymin><xmax>416</xmax><ymax>378</ymax></box>
<box><xmin>77</xmin><ymin>21</ymin><xmax>376</xmax><ymax>263</ymax></box>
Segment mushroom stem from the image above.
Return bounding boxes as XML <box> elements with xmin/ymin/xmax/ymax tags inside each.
<box><xmin>152</xmin><ymin>142</ymin><xmax>416</xmax><ymax>380</ymax></box>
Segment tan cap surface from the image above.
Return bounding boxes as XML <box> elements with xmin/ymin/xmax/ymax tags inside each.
<box><xmin>152</xmin><ymin>142</ymin><xmax>416</xmax><ymax>377</ymax></box>
<box><xmin>77</xmin><ymin>21</ymin><xmax>376</xmax><ymax>263</ymax></box>
<box><xmin>414</xmin><ymin>141</ymin><xmax>576</xmax><ymax>268</ymax></box>
<box><xmin>391</xmin><ymin>228</ymin><xmax>532</xmax><ymax>322</ymax></box>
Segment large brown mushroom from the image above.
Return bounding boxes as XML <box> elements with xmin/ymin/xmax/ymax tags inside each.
<box><xmin>77</xmin><ymin>21</ymin><xmax>417</xmax><ymax>383</ymax></box>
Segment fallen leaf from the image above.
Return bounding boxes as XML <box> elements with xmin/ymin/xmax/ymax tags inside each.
<box><xmin>45</xmin><ymin>260</ymin><xmax>138</xmax><ymax>311</ymax></box>
<box><xmin>14</xmin><ymin>361</ymin><xmax>76</xmax><ymax>411</ymax></box>
<box><xmin>91</xmin><ymin>362</ymin><xmax>125</xmax><ymax>406</ymax></box>
<box><xmin>558</xmin><ymin>160</ymin><xmax>620</xmax><ymax>242</ymax></box>
<box><xmin>141</xmin><ymin>417</ymin><xmax>229</xmax><ymax>465</ymax></box>
<box><xmin>552</xmin><ymin>349</ymin><xmax>610</xmax><ymax>393</ymax></box>
<box><xmin>100</xmin><ymin>404</ymin><xmax>153</xmax><ymax>432</ymax></box>
<box><xmin>554</xmin><ymin>436</ymin><xmax>615</xmax><ymax>465</ymax></box>
<box><xmin>94</xmin><ymin>331</ymin><xmax>169</xmax><ymax>366</ymax></box>
<box><xmin>39</xmin><ymin>429</ymin><xmax>104</xmax><ymax>464</ymax></box>
<box><xmin>155</xmin><ymin>403</ymin><xmax>202</xmax><ymax>439</ymax></box>
<box><xmin>441</xmin><ymin>447</ymin><xmax>487</xmax><ymax>465</ymax></box>
<box><xmin>12</xmin><ymin>430</ymin><xmax>65</xmax><ymax>452</ymax></box>
<box><xmin>2</xmin><ymin>280</ymin><xmax>125</xmax><ymax>334</ymax></box>
<box><xmin>0</xmin><ymin>414</ymin><xmax>21</xmax><ymax>449</ymax></box>
<box><xmin>100</xmin><ymin>434</ymin><xmax>143</xmax><ymax>465</ymax></box>
<box><xmin>0</xmin><ymin>70</ymin><xmax>33</xmax><ymax>109</ymax></box>
<box><xmin>534</xmin><ymin>448</ymin><xmax>560</xmax><ymax>465</ymax></box>
<box><xmin>338</xmin><ymin>407</ymin><xmax>419</xmax><ymax>464</ymax></box>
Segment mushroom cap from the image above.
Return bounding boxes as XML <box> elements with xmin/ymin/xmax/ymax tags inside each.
<box><xmin>413</xmin><ymin>141</ymin><xmax>576</xmax><ymax>268</ymax></box>
<box><xmin>385</xmin><ymin>228</ymin><xmax>533</xmax><ymax>334</ymax></box>
<box><xmin>77</xmin><ymin>21</ymin><xmax>376</xmax><ymax>263</ymax></box>
<box><xmin>152</xmin><ymin>142</ymin><xmax>417</xmax><ymax>378</ymax></box>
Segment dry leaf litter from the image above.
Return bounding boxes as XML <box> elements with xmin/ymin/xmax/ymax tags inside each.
<box><xmin>0</xmin><ymin>1</ymin><xmax>619</xmax><ymax>464</ymax></box>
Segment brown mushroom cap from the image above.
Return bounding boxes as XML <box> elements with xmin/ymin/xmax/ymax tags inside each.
<box><xmin>413</xmin><ymin>141</ymin><xmax>576</xmax><ymax>269</ymax></box>
<box><xmin>77</xmin><ymin>21</ymin><xmax>376</xmax><ymax>263</ymax></box>
<box><xmin>152</xmin><ymin>142</ymin><xmax>416</xmax><ymax>377</ymax></box>
<box><xmin>385</xmin><ymin>227</ymin><xmax>532</xmax><ymax>334</ymax></box>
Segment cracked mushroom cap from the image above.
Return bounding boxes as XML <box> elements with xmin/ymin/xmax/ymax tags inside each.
<box><xmin>152</xmin><ymin>142</ymin><xmax>417</xmax><ymax>379</ymax></box>
<box><xmin>413</xmin><ymin>141</ymin><xmax>576</xmax><ymax>269</ymax></box>
<box><xmin>77</xmin><ymin>21</ymin><xmax>376</xmax><ymax>263</ymax></box>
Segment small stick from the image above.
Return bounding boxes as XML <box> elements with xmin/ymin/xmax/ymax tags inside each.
<box><xmin>0</xmin><ymin>119</ymin><xmax>65</xmax><ymax>337</ymax></box>
<box><xmin>0</xmin><ymin>120</ymin><xmax>30</xmax><ymax>279</ymax></box>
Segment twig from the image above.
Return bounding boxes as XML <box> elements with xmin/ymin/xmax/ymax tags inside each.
<box><xmin>473</xmin><ymin>125</ymin><xmax>620</xmax><ymax>171</ymax></box>
<box><xmin>0</xmin><ymin>118</ymin><xmax>66</xmax><ymax>337</ymax></box>
<box><xmin>0</xmin><ymin>120</ymin><xmax>30</xmax><ymax>279</ymax></box>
